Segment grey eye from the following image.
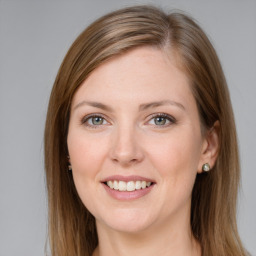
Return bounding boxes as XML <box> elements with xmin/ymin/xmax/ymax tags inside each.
<box><xmin>89</xmin><ymin>116</ymin><xmax>105</xmax><ymax>125</ymax></box>
<box><xmin>82</xmin><ymin>114</ymin><xmax>109</xmax><ymax>128</ymax></box>
<box><xmin>148</xmin><ymin>114</ymin><xmax>175</xmax><ymax>127</ymax></box>
<box><xmin>154</xmin><ymin>116</ymin><xmax>168</xmax><ymax>125</ymax></box>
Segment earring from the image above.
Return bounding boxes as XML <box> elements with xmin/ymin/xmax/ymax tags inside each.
<box><xmin>202</xmin><ymin>163</ymin><xmax>210</xmax><ymax>172</ymax></box>
<box><xmin>67</xmin><ymin>156</ymin><xmax>72</xmax><ymax>171</ymax></box>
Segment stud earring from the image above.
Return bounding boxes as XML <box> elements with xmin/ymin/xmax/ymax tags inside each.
<box><xmin>67</xmin><ymin>156</ymin><xmax>72</xmax><ymax>171</ymax></box>
<box><xmin>202</xmin><ymin>163</ymin><xmax>210</xmax><ymax>172</ymax></box>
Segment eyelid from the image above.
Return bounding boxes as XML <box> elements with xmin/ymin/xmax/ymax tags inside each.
<box><xmin>146</xmin><ymin>113</ymin><xmax>176</xmax><ymax>126</ymax></box>
<box><xmin>81</xmin><ymin>113</ymin><xmax>110</xmax><ymax>128</ymax></box>
<box><xmin>80</xmin><ymin>112</ymin><xmax>176</xmax><ymax>128</ymax></box>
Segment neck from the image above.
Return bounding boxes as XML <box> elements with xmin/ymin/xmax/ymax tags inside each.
<box><xmin>93</xmin><ymin>210</ymin><xmax>201</xmax><ymax>256</ymax></box>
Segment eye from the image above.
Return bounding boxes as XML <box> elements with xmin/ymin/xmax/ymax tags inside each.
<box><xmin>147</xmin><ymin>113</ymin><xmax>175</xmax><ymax>127</ymax></box>
<box><xmin>82</xmin><ymin>114</ymin><xmax>108</xmax><ymax>128</ymax></box>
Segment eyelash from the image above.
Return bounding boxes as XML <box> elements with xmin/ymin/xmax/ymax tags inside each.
<box><xmin>81</xmin><ymin>114</ymin><xmax>109</xmax><ymax>129</ymax></box>
<box><xmin>147</xmin><ymin>113</ymin><xmax>176</xmax><ymax>127</ymax></box>
<box><xmin>81</xmin><ymin>113</ymin><xmax>176</xmax><ymax>129</ymax></box>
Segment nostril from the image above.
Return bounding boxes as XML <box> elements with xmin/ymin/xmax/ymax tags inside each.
<box><xmin>111</xmin><ymin>155</ymin><xmax>141</xmax><ymax>165</ymax></box>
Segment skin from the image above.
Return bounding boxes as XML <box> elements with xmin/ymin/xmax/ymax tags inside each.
<box><xmin>67</xmin><ymin>47</ymin><xmax>219</xmax><ymax>256</ymax></box>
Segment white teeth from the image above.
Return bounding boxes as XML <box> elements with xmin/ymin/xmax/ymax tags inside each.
<box><xmin>106</xmin><ymin>180</ymin><xmax>152</xmax><ymax>191</ymax></box>
<box><xmin>119</xmin><ymin>181</ymin><xmax>126</xmax><ymax>191</ymax></box>
<box><xmin>107</xmin><ymin>181</ymin><xmax>114</xmax><ymax>189</ymax></box>
<box><xmin>135</xmin><ymin>180</ymin><xmax>142</xmax><ymax>190</ymax></box>
<box><xmin>127</xmin><ymin>181</ymin><xmax>135</xmax><ymax>191</ymax></box>
<box><xmin>113</xmin><ymin>180</ymin><xmax>119</xmax><ymax>190</ymax></box>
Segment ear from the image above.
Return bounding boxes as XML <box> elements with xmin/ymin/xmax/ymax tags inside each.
<box><xmin>197</xmin><ymin>121</ymin><xmax>220</xmax><ymax>173</ymax></box>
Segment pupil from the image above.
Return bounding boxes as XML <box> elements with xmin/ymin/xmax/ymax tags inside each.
<box><xmin>155</xmin><ymin>117</ymin><xmax>166</xmax><ymax>125</ymax></box>
<box><xmin>92</xmin><ymin>117</ymin><xmax>103</xmax><ymax>125</ymax></box>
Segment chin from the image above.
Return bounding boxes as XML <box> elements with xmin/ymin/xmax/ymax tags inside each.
<box><xmin>103</xmin><ymin>220</ymin><xmax>152</xmax><ymax>234</ymax></box>
<box><xmin>96</xmin><ymin>208</ymin><xmax>157</xmax><ymax>234</ymax></box>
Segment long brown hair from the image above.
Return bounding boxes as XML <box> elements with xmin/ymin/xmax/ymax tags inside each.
<box><xmin>44</xmin><ymin>5</ymin><xmax>248</xmax><ymax>256</ymax></box>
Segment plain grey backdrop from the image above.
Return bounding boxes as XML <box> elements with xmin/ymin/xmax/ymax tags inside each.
<box><xmin>0</xmin><ymin>0</ymin><xmax>255</xmax><ymax>255</ymax></box>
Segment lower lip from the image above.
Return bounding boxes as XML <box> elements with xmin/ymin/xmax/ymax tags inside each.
<box><xmin>102</xmin><ymin>183</ymin><xmax>155</xmax><ymax>200</ymax></box>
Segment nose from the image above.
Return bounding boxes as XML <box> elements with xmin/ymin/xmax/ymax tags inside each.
<box><xmin>109</xmin><ymin>125</ymin><xmax>144</xmax><ymax>166</ymax></box>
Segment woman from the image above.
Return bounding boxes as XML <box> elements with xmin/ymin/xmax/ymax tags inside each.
<box><xmin>44</xmin><ymin>5</ymin><xmax>248</xmax><ymax>256</ymax></box>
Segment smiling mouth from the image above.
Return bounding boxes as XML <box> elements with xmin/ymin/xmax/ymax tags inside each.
<box><xmin>104</xmin><ymin>180</ymin><xmax>153</xmax><ymax>192</ymax></box>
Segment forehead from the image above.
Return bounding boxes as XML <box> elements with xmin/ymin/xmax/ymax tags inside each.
<box><xmin>72</xmin><ymin>47</ymin><xmax>194</xmax><ymax>108</ymax></box>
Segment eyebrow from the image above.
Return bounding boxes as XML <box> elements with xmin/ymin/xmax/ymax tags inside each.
<box><xmin>73</xmin><ymin>100</ymin><xmax>185</xmax><ymax>112</ymax></box>
<box><xmin>139</xmin><ymin>100</ymin><xmax>185</xmax><ymax>111</ymax></box>
<box><xmin>73</xmin><ymin>101</ymin><xmax>113</xmax><ymax>112</ymax></box>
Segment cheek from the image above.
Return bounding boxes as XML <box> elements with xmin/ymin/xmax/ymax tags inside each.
<box><xmin>67</xmin><ymin>132</ymin><xmax>108</xmax><ymax>214</ymax></box>
<box><xmin>67</xmin><ymin>131</ymin><xmax>106</xmax><ymax>193</ymax></box>
<box><xmin>146</xmin><ymin>129</ymin><xmax>202</xmax><ymax>203</ymax></box>
<box><xmin>67</xmin><ymin>131</ymin><xmax>108</xmax><ymax>174</ymax></box>
<box><xmin>148</xmin><ymin>130</ymin><xmax>202</xmax><ymax>175</ymax></box>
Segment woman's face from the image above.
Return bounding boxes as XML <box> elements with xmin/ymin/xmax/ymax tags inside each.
<box><xmin>67</xmin><ymin>47</ymin><xmax>209</xmax><ymax>233</ymax></box>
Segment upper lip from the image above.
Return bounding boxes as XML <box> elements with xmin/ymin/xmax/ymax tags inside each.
<box><xmin>101</xmin><ymin>175</ymin><xmax>155</xmax><ymax>183</ymax></box>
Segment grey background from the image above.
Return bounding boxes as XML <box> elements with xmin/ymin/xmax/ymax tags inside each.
<box><xmin>0</xmin><ymin>0</ymin><xmax>255</xmax><ymax>255</ymax></box>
